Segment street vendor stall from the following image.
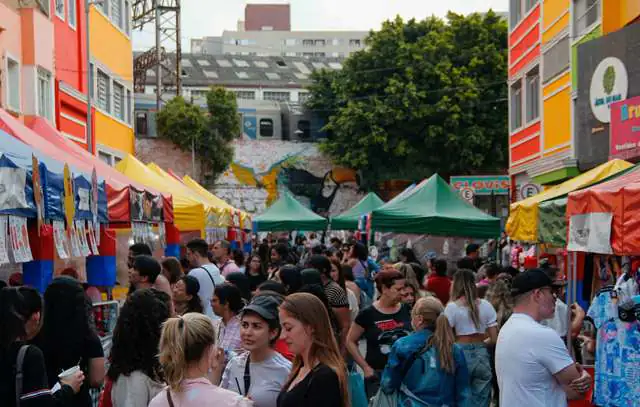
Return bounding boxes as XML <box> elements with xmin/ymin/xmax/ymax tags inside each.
<box><xmin>506</xmin><ymin>159</ymin><xmax>632</xmax><ymax>243</ymax></box>
<box><xmin>331</xmin><ymin>192</ymin><xmax>385</xmax><ymax>231</ymax></box>
<box><xmin>370</xmin><ymin>174</ymin><xmax>500</xmax><ymax>238</ymax></box>
<box><xmin>253</xmin><ymin>190</ymin><xmax>328</xmax><ymax>232</ymax></box>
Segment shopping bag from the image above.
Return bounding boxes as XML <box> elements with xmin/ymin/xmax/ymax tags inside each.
<box><xmin>368</xmin><ymin>388</ymin><xmax>397</xmax><ymax>407</ymax></box>
<box><xmin>349</xmin><ymin>369</ymin><xmax>369</xmax><ymax>407</ymax></box>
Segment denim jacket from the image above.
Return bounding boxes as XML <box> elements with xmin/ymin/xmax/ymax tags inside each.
<box><xmin>380</xmin><ymin>329</ymin><xmax>471</xmax><ymax>407</ymax></box>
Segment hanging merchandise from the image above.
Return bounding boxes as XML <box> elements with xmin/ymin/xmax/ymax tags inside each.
<box><xmin>158</xmin><ymin>222</ymin><xmax>166</xmax><ymax>248</ymax></box>
<box><xmin>53</xmin><ymin>220</ymin><xmax>70</xmax><ymax>259</ymax></box>
<box><xmin>76</xmin><ymin>221</ymin><xmax>90</xmax><ymax>256</ymax></box>
<box><xmin>443</xmin><ymin>239</ymin><xmax>450</xmax><ymax>256</ymax></box>
<box><xmin>69</xmin><ymin>222</ymin><xmax>81</xmax><ymax>258</ymax></box>
<box><xmin>32</xmin><ymin>155</ymin><xmax>44</xmax><ymax>234</ymax></box>
<box><xmin>9</xmin><ymin>216</ymin><xmax>32</xmax><ymax>263</ymax></box>
<box><xmin>87</xmin><ymin>221</ymin><xmax>99</xmax><ymax>255</ymax></box>
<box><xmin>95</xmin><ymin>222</ymin><xmax>101</xmax><ymax>246</ymax></box>
<box><xmin>587</xmin><ymin>281</ymin><xmax>640</xmax><ymax>407</ymax></box>
<box><xmin>0</xmin><ymin>216</ymin><xmax>9</xmax><ymax>265</ymax></box>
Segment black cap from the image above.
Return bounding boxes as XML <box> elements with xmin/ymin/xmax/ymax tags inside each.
<box><xmin>511</xmin><ymin>268</ymin><xmax>566</xmax><ymax>296</ymax></box>
<box><xmin>242</xmin><ymin>294</ymin><xmax>282</xmax><ymax>322</ymax></box>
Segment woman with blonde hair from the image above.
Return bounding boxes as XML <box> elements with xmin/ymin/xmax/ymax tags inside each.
<box><xmin>444</xmin><ymin>269</ymin><xmax>498</xmax><ymax>407</ymax></box>
<box><xmin>149</xmin><ymin>313</ymin><xmax>251</xmax><ymax>407</ymax></box>
<box><xmin>277</xmin><ymin>293</ymin><xmax>349</xmax><ymax>407</ymax></box>
<box><xmin>380</xmin><ymin>297</ymin><xmax>471</xmax><ymax>406</ymax></box>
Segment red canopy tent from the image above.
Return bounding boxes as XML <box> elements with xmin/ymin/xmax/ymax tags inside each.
<box><xmin>0</xmin><ymin>110</ymin><xmax>173</xmax><ymax>224</ymax></box>
<box><xmin>566</xmin><ymin>165</ymin><xmax>640</xmax><ymax>255</ymax></box>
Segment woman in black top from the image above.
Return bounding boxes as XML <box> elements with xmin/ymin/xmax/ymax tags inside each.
<box><xmin>247</xmin><ymin>254</ymin><xmax>268</xmax><ymax>294</ymax></box>
<box><xmin>33</xmin><ymin>277</ymin><xmax>105</xmax><ymax>407</ymax></box>
<box><xmin>277</xmin><ymin>293</ymin><xmax>349</xmax><ymax>407</ymax></box>
<box><xmin>0</xmin><ymin>286</ymin><xmax>84</xmax><ymax>407</ymax></box>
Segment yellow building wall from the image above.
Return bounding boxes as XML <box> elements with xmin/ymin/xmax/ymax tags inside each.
<box><xmin>89</xmin><ymin>8</ymin><xmax>133</xmax><ymax>79</ymax></box>
<box><xmin>95</xmin><ymin>111</ymin><xmax>134</xmax><ymax>154</ymax></box>
<box><xmin>542</xmin><ymin>0</ymin><xmax>570</xmax><ymax>43</ymax></box>
<box><xmin>543</xmin><ymin>76</ymin><xmax>571</xmax><ymax>151</ymax></box>
<box><xmin>603</xmin><ymin>0</ymin><xmax>640</xmax><ymax>34</ymax></box>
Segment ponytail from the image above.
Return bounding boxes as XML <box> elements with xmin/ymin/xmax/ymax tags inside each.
<box><xmin>427</xmin><ymin>314</ymin><xmax>456</xmax><ymax>374</ymax></box>
<box><xmin>158</xmin><ymin>313</ymin><xmax>215</xmax><ymax>392</ymax></box>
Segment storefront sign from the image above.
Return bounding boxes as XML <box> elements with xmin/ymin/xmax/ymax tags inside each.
<box><xmin>590</xmin><ymin>57</ymin><xmax>628</xmax><ymax>123</ymax></box>
<box><xmin>610</xmin><ymin>95</ymin><xmax>640</xmax><ymax>159</ymax></box>
<box><xmin>131</xmin><ymin>190</ymin><xmax>163</xmax><ymax>222</ymax></box>
<box><xmin>450</xmin><ymin>176</ymin><xmax>510</xmax><ymax>195</ymax></box>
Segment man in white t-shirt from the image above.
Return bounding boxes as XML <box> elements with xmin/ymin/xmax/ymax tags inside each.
<box><xmin>186</xmin><ymin>238</ymin><xmax>225</xmax><ymax>319</ymax></box>
<box><xmin>496</xmin><ymin>269</ymin><xmax>591</xmax><ymax>407</ymax></box>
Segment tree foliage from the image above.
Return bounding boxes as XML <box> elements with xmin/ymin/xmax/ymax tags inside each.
<box><xmin>306</xmin><ymin>11</ymin><xmax>508</xmax><ymax>189</ymax></box>
<box><xmin>156</xmin><ymin>87</ymin><xmax>240</xmax><ymax>184</ymax></box>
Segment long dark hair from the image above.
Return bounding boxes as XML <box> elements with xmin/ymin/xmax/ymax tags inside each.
<box><xmin>108</xmin><ymin>289</ymin><xmax>170</xmax><ymax>382</ymax></box>
<box><xmin>35</xmin><ymin>277</ymin><xmax>95</xmax><ymax>366</ymax></box>
<box><xmin>0</xmin><ymin>287</ymin><xmax>42</xmax><ymax>349</ymax></box>
<box><xmin>451</xmin><ymin>269</ymin><xmax>481</xmax><ymax>329</ymax></box>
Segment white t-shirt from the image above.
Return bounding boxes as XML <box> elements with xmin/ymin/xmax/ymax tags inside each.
<box><xmin>444</xmin><ymin>298</ymin><xmax>497</xmax><ymax>335</ymax></box>
<box><xmin>221</xmin><ymin>351</ymin><xmax>292</xmax><ymax>407</ymax></box>
<box><xmin>189</xmin><ymin>264</ymin><xmax>225</xmax><ymax>319</ymax></box>
<box><xmin>496</xmin><ymin>313</ymin><xmax>575</xmax><ymax>407</ymax></box>
<box><xmin>541</xmin><ymin>300</ymin><xmax>570</xmax><ymax>338</ymax></box>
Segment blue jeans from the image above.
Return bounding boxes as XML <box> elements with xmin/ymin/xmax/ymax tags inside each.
<box><xmin>458</xmin><ymin>343</ymin><xmax>492</xmax><ymax>407</ymax></box>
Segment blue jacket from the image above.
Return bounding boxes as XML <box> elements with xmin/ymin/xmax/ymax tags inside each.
<box><xmin>380</xmin><ymin>329</ymin><xmax>471</xmax><ymax>407</ymax></box>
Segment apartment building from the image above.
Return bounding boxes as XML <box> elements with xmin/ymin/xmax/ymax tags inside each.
<box><xmin>508</xmin><ymin>0</ymin><xmax>640</xmax><ymax>202</ymax></box>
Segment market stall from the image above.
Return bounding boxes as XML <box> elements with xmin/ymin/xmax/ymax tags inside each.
<box><xmin>253</xmin><ymin>190</ymin><xmax>328</xmax><ymax>232</ymax></box>
<box><xmin>331</xmin><ymin>192</ymin><xmax>385</xmax><ymax>231</ymax></box>
<box><xmin>370</xmin><ymin>174</ymin><xmax>500</xmax><ymax>238</ymax></box>
<box><xmin>506</xmin><ymin>159</ymin><xmax>632</xmax><ymax>243</ymax></box>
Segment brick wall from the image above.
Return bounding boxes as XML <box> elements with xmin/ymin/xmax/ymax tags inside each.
<box><xmin>244</xmin><ymin>4</ymin><xmax>291</xmax><ymax>31</ymax></box>
<box><xmin>135</xmin><ymin>138</ymin><xmax>204</xmax><ymax>182</ymax></box>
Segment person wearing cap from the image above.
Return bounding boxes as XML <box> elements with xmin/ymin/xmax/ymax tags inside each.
<box><xmin>214</xmin><ymin>294</ymin><xmax>292</xmax><ymax>407</ymax></box>
<box><xmin>496</xmin><ymin>269</ymin><xmax>592</xmax><ymax>407</ymax></box>
<box><xmin>172</xmin><ymin>275</ymin><xmax>204</xmax><ymax>316</ymax></box>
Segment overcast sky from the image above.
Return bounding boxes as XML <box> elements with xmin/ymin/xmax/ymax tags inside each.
<box><xmin>132</xmin><ymin>0</ymin><xmax>508</xmax><ymax>51</ymax></box>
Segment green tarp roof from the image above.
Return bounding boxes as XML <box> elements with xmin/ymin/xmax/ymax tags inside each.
<box><xmin>331</xmin><ymin>192</ymin><xmax>385</xmax><ymax>230</ymax></box>
<box><xmin>371</xmin><ymin>174</ymin><xmax>500</xmax><ymax>238</ymax></box>
<box><xmin>253</xmin><ymin>191</ymin><xmax>328</xmax><ymax>232</ymax></box>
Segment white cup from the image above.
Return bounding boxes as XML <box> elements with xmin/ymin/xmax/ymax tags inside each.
<box><xmin>58</xmin><ymin>365</ymin><xmax>80</xmax><ymax>380</ymax></box>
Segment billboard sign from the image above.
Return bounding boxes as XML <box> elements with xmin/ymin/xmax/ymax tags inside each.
<box><xmin>450</xmin><ymin>175</ymin><xmax>510</xmax><ymax>196</ymax></box>
<box><xmin>610</xmin><ymin>95</ymin><xmax>640</xmax><ymax>159</ymax></box>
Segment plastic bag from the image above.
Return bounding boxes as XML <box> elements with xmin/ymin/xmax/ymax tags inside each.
<box><xmin>349</xmin><ymin>369</ymin><xmax>368</xmax><ymax>407</ymax></box>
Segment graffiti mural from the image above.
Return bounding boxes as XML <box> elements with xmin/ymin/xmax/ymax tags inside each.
<box><xmin>214</xmin><ymin>139</ymin><xmax>364</xmax><ymax>216</ymax></box>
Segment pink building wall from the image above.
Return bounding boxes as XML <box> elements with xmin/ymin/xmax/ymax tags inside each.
<box><xmin>0</xmin><ymin>2</ymin><xmax>23</xmax><ymax>112</ymax></box>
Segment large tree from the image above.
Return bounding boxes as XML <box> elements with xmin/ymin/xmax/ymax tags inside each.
<box><xmin>306</xmin><ymin>11</ymin><xmax>508</xmax><ymax>189</ymax></box>
<box><xmin>156</xmin><ymin>87</ymin><xmax>240</xmax><ymax>185</ymax></box>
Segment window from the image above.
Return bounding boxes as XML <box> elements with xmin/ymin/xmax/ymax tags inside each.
<box><xmin>510</xmin><ymin>0</ymin><xmax>522</xmax><ymax>29</ymax></box>
<box><xmin>293</xmin><ymin>72</ymin><xmax>308</xmax><ymax>80</ymax></box>
<box><xmin>296</xmin><ymin>120</ymin><xmax>311</xmax><ymax>138</ymax></box>
<box><xmin>95</xmin><ymin>0</ymin><xmax>107</xmax><ymax>14</ymax></box>
<box><xmin>302</xmin><ymin>52</ymin><xmax>314</xmax><ymax>58</ymax></box>
<box><xmin>302</xmin><ymin>39</ymin><xmax>315</xmax><ymax>47</ymax></box>
<box><xmin>203</xmin><ymin>70</ymin><xmax>218</xmax><ymax>78</ymax></box>
<box><xmin>332</xmin><ymin>38</ymin><xmax>341</xmax><ymax>46</ymax></box>
<box><xmin>197</xmin><ymin>59</ymin><xmax>210</xmax><ymax>66</ymax></box>
<box><xmin>293</xmin><ymin>62</ymin><xmax>311</xmax><ymax>74</ymax></box>
<box><xmin>111</xmin><ymin>0</ymin><xmax>122</xmax><ymax>29</ymax></box>
<box><xmin>275</xmin><ymin>60</ymin><xmax>288</xmax><ymax>68</ymax></box>
<box><xmin>264</xmin><ymin>91</ymin><xmax>290</xmax><ymax>101</ymax></box>
<box><xmin>36</xmin><ymin>0</ymin><xmax>50</xmax><ymax>16</ymax></box>
<box><xmin>542</xmin><ymin>35</ymin><xmax>569</xmax><ymax>83</ymax></box>
<box><xmin>299</xmin><ymin>93</ymin><xmax>310</xmax><ymax>103</ymax></box>
<box><xmin>510</xmin><ymin>80</ymin><xmax>523</xmax><ymax>131</ymax></box>
<box><xmin>234</xmin><ymin>91</ymin><xmax>256</xmax><ymax>100</ymax></box>
<box><xmin>136</xmin><ymin>112</ymin><xmax>148</xmax><ymax>136</ymax></box>
<box><xmin>314</xmin><ymin>52</ymin><xmax>326</xmax><ymax>57</ymax></box>
<box><xmin>328</xmin><ymin>62</ymin><xmax>343</xmax><ymax>70</ymax></box>
<box><xmin>113</xmin><ymin>82</ymin><xmax>124</xmax><ymax>120</ymax></box>
<box><xmin>233</xmin><ymin>59</ymin><xmax>249</xmax><ymax>67</ymax></box>
<box><xmin>284</xmin><ymin>39</ymin><xmax>296</xmax><ymax>46</ymax></box>
<box><xmin>315</xmin><ymin>39</ymin><xmax>326</xmax><ymax>46</ymax></box>
<box><xmin>311</xmin><ymin>62</ymin><xmax>327</xmax><ymax>69</ymax></box>
<box><xmin>68</xmin><ymin>0</ymin><xmax>76</xmax><ymax>28</ymax></box>
<box><xmin>265</xmin><ymin>72</ymin><xmax>280</xmax><ymax>80</ymax></box>
<box><xmin>573</xmin><ymin>0</ymin><xmax>600</xmax><ymax>36</ymax></box>
<box><xmin>55</xmin><ymin>0</ymin><xmax>64</xmax><ymax>18</ymax></box>
<box><xmin>89</xmin><ymin>63</ymin><xmax>94</xmax><ymax>99</ymax></box>
<box><xmin>37</xmin><ymin>68</ymin><xmax>53</xmax><ymax>120</ymax></box>
<box><xmin>126</xmin><ymin>89</ymin><xmax>132</xmax><ymax>124</ymax></box>
<box><xmin>284</xmin><ymin>52</ymin><xmax>296</xmax><ymax>57</ymax></box>
<box><xmin>181</xmin><ymin>59</ymin><xmax>192</xmax><ymax>67</ymax></box>
<box><xmin>259</xmin><ymin>119</ymin><xmax>274</xmax><ymax>137</ymax></box>
<box><xmin>6</xmin><ymin>58</ymin><xmax>20</xmax><ymax>112</ymax></box>
<box><xmin>98</xmin><ymin>151</ymin><xmax>112</xmax><ymax>164</ymax></box>
<box><xmin>349</xmin><ymin>39</ymin><xmax>362</xmax><ymax>47</ymax></box>
<box><xmin>235</xmin><ymin>71</ymin><xmax>249</xmax><ymax>79</ymax></box>
<box><xmin>525</xmin><ymin>67</ymin><xmax>539</xmax><ymax>123</ymax></box>
<box><xmin>253</xmin><ymin>61</ymin><xmax>269</xmax><ymax>68</ymax></box>
<box><xmin>525</xmin><ymin>0</ymin><xmax>538</xmax><ymax>12</ymax></box>
<box><xmin>97</xmin><ymin>70</ymin><xmax>110</xmax><ymax>112</ymax></box>
<box><xmin>191</xmin><ymin>90</ymin><xmax>208</xmax><ymax>99</ymax></box>
<box><xmin>216</xmin><ymin>59</ymin><xmax>232</xmax><ymax>67</ymax></box>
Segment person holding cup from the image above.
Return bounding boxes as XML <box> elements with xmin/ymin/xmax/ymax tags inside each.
<box><xmin>0</xmin><ymin>286</ymin><xmax>85</xmax><ymax>406</ymax></box>
<box><xmin>149</xmin><ymin>313</ymin><xmax>253</xmax><ymax>407</ymax></box>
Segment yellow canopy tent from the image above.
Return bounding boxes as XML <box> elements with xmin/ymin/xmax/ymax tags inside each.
<box><xmin>182</xmin><ymin>175</ymin><xmax>252</xmax><ymax>228</ymax></box>
<box><xmin>147</xmin><ymin>163</ymin><xmax>238</xmax><ymax>228</ymax></box>
<box><xmin>116</xmin><ymin>155</ymin><xmax>206</xmax><ymax>234</ymax></box>
<box><xmin>506</xmin><ymin>159</ymin><xmax>632</xmax><ymax>242</ymax></box>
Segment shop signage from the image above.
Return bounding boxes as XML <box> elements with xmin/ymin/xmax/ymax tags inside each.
<box><xmin>131</xmin><ymin>190</ymin><xmax>163</xmax><ymax>222</ymax></box>
<box><xmin>589</xmin><ymin>57</ymin><xmax>628</xmax><ymax>123</ymax></box>
<box><xmin>450</xmin><ymin>175</ymin><xmax>510</xmax><ymax>195</ymax></box>
<box><xmin>459</xmin><ymin>187</ymin><xmax>474</xmax><ymax>202</ymax></box>
<box><xmin>610</xmin><ymin>95</ymin><xmax>640</xmax><ymax>159</ymax></box>
<box><xmin>519</xmin><ymin>183</ymin><xmax>541</xmax><ymax>200</ymax></box>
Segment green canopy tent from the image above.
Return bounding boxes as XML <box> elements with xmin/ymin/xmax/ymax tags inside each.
<box><xmin>331</xmin><ymin>192</ymin><xmax>385</xmax><ymax>230</ymax></box>
<box><xmin>538</xmin><ymin>163</ymin><xmax>640</xmax><ymax>247</ymax></box>
<box><xmin>253</xmin><ymin>190</ymin><xmax>328</xmax><ymax>232</ymax></box>
<box><xmin>370</xmin><ymin>174</ymin><xmax>500</xmax><ymax>238</ymax></box>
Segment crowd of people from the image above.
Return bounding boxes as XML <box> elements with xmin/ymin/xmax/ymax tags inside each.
<box><xmin>0</xmin><ymin>234</ymin><xmax>596</xmax><ymax>407</ymax></box>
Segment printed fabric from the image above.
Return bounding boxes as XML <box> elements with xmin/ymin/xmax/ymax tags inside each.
<box><xmin>587</xmin><ymin>286</ymin><xmax>640</xmax><ymax>407</ymax></box>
